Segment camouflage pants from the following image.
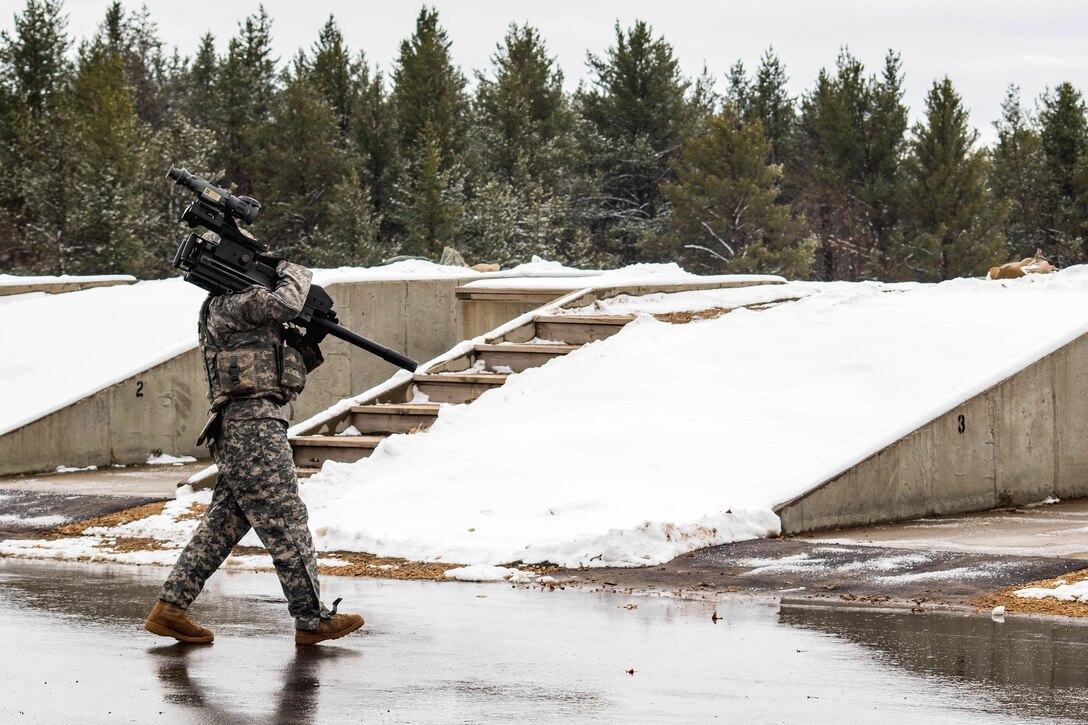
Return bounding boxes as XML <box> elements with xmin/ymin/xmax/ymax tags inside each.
<box><xmin>159</xmin><ymin>417</ymin><xmax>330</xmax><ymax>630</ymax></box>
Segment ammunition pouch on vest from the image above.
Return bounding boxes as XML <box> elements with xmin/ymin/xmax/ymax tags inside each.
<box><xmin>199</xmin><ymin>298</ymin><xmax>307</xmax><ymax>408</ymax></box>
<box><xmin>213</xmin><ymin>345</ymin><xmax>306</xmax><ymax>398</ymax></box>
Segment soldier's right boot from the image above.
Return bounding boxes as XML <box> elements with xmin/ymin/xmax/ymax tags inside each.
<box><xmin>295</xmin><ymin>613</ymin><xmax>365</xmax><ymax>645</ymax></box>
<box><xmin>144</xmin><ymin>599</ymin><xmax>214</xmax><ymax>644</ymax></box>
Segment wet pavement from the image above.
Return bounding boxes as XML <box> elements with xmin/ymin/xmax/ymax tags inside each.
<box><xmin>805</xmin><ymin>498</ymin><xmax>1088</xmax><ymax>559</ymax></box>
<box><xmin>2</xmin><ymin>557</ymin><xmax>1088</xmax><ymax>723</ymax></box>
<box><xmin>0</xmin><ymin>462</ymin><xmax>205</xmax><ymax>539</ymax></box>
<box><xmin>570</xmin><ymin>538</ymin><xmax>1085</xmax><ymax>610</ymax></box>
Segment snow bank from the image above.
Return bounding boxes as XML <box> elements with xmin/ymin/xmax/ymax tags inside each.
<box><xmin>297</xmin><ymin>268</ymin><xmax>1088</xmax><ymax>569</ymax></box>
<box><xmin>0</xmin><ymin>273</ymin><xmax>136</xmax><ymax>287</ymax></box>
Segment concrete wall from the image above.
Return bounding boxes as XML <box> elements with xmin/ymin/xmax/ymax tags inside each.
<box><xmin>776</xmin><ymin>332</ymin><xmax>1088</xmax><ymax>534</ymax></box>
<box><xmin>0</xmin><ymin>276</ymin><xmax>496</xmax><ymax>476</ymax></box>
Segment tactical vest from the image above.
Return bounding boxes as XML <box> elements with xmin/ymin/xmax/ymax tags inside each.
<box><xmin>198</xmin><ymin>296</ymin><xmax>308</xmax><ymax>409</ymax></box>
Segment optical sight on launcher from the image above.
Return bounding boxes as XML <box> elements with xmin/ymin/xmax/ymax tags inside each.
<box><xmin>168</xmin><ymin>166</ymin><xmax>418</xmax><ymax>372</ymax></box>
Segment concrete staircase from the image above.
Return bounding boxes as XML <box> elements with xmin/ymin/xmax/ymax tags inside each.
<box><xmin>288</xmin><ymin>313</ymin><xmax>637</xmax><ymax>475</ymax></box>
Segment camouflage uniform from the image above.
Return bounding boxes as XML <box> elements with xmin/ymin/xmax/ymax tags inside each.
<box><xmin>159</xmin><ymin>262</ymin><xmax>333</xmax><ymax>631</ymax></box>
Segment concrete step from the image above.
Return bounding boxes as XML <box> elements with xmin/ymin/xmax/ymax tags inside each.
<box><xmin>412</xmin><ymin>373</ymin><xmax>509</xmax><ymax>404</ymax></box>
<box><xmin>533</xmin><ymin>315</ymin><xmax>635</xmax><ymax>345</ymax></box>
<box><xmin>290</xmin><ymin>434</ymin><xmax>385</xmax><ymax>468</ymax></box>
<box><xmin>474</xmin><ymin>343</ymin><xmax>580</xmax><ymax>373</ymax></box>
<box><xmin>350</xmin><ymin>403</ymin><xmax>441</xmax><ymax>434</ymax></box>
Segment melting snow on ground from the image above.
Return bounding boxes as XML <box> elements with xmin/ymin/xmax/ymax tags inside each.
<box><xmin>1015</xmin><ymin>580</ymin><xmax>1088</xmax><ymax>603</ymax></box>
<box><xmin>7</xmin><ymin>267</ymin><xmax>1088</xmax><ymax>573</ymax></box>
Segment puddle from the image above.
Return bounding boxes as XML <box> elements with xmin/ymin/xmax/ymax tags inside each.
<box><xmin>1</xmin><ymin>557</ymin><xmax>1086</xmax><ymax>723</ymax></box>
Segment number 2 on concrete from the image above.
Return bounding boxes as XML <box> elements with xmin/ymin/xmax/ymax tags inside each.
<box><xmin>136</xmin><ymin>380</ymin><xmax>144</xmax><ymax>398</ymax></box>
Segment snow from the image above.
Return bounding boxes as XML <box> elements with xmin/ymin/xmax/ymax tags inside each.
<box><xmin>0</xmin><ymin>514</ymin><xmax>68</xmax><ymax>527</ymax></box>
<box><xmin>462</xmin><ymin>262</ymin><xmax>783</xmax><ymax>290</ymax></box>
<box><xmin>443</xmin><ymin>564</ymin><xmax>524</xmax><ymax>582</ymax></box>
<box><xmin>0</xmin><ymin>273</ymin><xmax>136</xmax><ymax>287</ymax></box>
<box><xmin>309</xmin><ymin>260</ymin><xmax>482</xmax><ymax>282</ymax></box>
<box><xmin>0</xmin><ymin>278</ymin><xmax>206</xmax><ymax>436</ymax></box>
<box><xmin>293</xmin><ymin>268</ymin><xmax>1088</xmax><ymax>569</ymax></box>
<box><xmin>10</xmin><ymin>266</ymin><xmax>1088</xmax><ymax>573</ymax></box>
<box><xmin>1014</xmin><ymin>580</ymin><xmax>1088</xmax><ymax>603</ymax></box>
<box><xmin>564</xmin><ymin>281</ymin><xmax>827</xmax><ymax>316</ymax></box>
<box><xmin>0</xmin><ymin>258</ymin><xmax>706</xmax><ymax>438</ymax></box>
<box><xmin>146</xmin><ymin>452</ymin><xmax>197</xmax><ymax>465</ymax></box>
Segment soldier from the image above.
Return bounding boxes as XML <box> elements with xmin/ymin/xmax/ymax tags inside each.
<box><xmin>144</xmin><ymin>260</ymin><xmax>364</xmax><ymax>646</ymax></box>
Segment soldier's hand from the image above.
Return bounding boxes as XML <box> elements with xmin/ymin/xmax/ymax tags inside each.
<box><xmin>301</xmin><ymin>320</ymin><xmax>330</xmax><ymax>346</ymax></box>
<box><xmin>283</xmin><ymin>327</ymin><xmax>305</xmax><ymax>349</ymax></box>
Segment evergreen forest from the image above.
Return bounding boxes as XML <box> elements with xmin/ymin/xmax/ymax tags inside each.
<box><xmin>1</xmin><ymin>1</ymin><xmax>1086</xmax><ymax>282</ymax></box>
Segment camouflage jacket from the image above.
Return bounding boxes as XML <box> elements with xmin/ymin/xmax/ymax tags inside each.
<box><xmin>199</xmin><ymin>261</ymin><xmax>323</xmax><ymax>421</ymax></box>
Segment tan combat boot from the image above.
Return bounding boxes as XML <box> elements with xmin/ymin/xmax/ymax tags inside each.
<box><xmin>295</xmin><ymin>613</ymin><xmax>365</xmax><ymax>645</ymax></box>
<box><xmin>144</xmin><ymin>599</ymin><xmax>214</xmax><ymax>644</ymax></box>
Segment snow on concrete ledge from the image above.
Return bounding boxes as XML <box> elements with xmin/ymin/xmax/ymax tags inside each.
<box><xmin>460</xmin><ymin>262</ymin><xmax>784</xmax><ymax>290</ymax></box>
<box><xmin>0</xmin><ymin>273</ymin><xmax>137</xmax><ymax>287</ymax></box>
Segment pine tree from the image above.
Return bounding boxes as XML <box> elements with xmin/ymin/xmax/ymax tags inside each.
<box><xmin>1038</xmin><ymin>82</ymin><xmax>1088</xmax><ymax>262</ymax></box>
<box><xmin>137</xmin><ymin>116</ymin><xmax>215</xmax><ymax>277</ymax></box>
<box><xmin>182</xmin><ymin>32</ymin><xmax>218</xmax><ymax>129</ymax></box>
<box><xmin>308</xmin><ymin>16</ymin><xmax>358</xmax><ymax>139</ymax></box>
<box><xmin>578</xmin><ymin>20</ymin><xmax>694</xmax><ymax>264</ymax></box>
<box><xmin>898</xmin><ymin>78</ymin><xmax>1004</xmax><ymax>280</ymax></box>
<box><xmin>475</xmin><ymin>23</ymin><xmax>572</xmax><ymax>184</ymax></box>
<box><xmin>214</xmin><ymin>6</ymin><xmax>277</xmax><ymax>191</ymax></box>
<box><xmin>99</xmin><ymin>2</ymin><xmax>167</xmax><ymax>129</ymax></box>
<box><xmin>467</xmin><ymin>22</ymin><xmax>585</xmax><ymax>265</ymax></box>
<box><xmin>352</xmin><ymin>63</ymin><xmax>397</xmax><ymax>242</ymax></box>
<box><xmin>50</xmin><ymin>39</ymin><xmax>147</xmax><ymax>274</ymax></box>
<box><xmin>0</xmin><ymin>0</ymin><xmax>71</xmax><ymax>272</ymax></box>
<box><xmin>748</xmin><ymin>48</ymin><xmax>795</xmax><ymax>166</ymax></box>
<box><xmin>990</xmin><ymin>85</ymin><xmax>1050</xmax><ymax>260</ymax></box>
<box><xmin>311</xmin><ymin>167</ymin><xmax>381</xmax><ymax>266</ymax></box>
<box><xmin>390</xmin><ymin>7</ymin><xmax>469</xmax><ymax>165</ymax></box>
<box><xmin>398</xmin><ymin>128</ymin><xmax>464</xmax><ymax>257</ymax></box>
<box><xmin>389</xmin><ymin>6</ymin><xmax>470</xmax><ymax>257</ymax></box>
<box><xmin>725</xmin><ymin>60</ymin><xmax>749</xmax><ymax>114</ymax></box>
<box><xmin>0</xmin><ymin>0</ymin><xmax>69</xmax><ymax>115</ymax></box>
<box><xmin>796</xmin><ymin>49</ymin><xmax>908</xmax><ymax>279</ymax></box>
<box><xmin>660</xmin><ymin>104</ymin><xmax>815</xmax><ymax>276</ymax></box>
<box><xmin>253</xmin><ymin>70</ymin><xmax>349</xmax><ymax>265</ymax></box>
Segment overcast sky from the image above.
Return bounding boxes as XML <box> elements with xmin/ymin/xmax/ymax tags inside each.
<box><xmin>2</xmin><ymin>0</ymin><xmax>1087</xmax><ymax>146</ymax></box>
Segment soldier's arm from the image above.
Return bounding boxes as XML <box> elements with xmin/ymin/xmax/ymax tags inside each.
<box><xmin>215</xmin><ymin>262</ymin><xmax>312</xmax><ymax>329</ymax></box>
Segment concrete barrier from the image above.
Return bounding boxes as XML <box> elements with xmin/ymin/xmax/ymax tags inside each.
<box><xmin>0</xmin><ymin>276</ymin><xmax>512</xmax><ymax>476</ymax></box>
<box><xmin>775</xmin><ymin>332</ymin><xmax>1088</xmax><ymax>533</ymax></box>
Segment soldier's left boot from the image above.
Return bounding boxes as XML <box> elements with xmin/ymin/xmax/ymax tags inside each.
<box><xmin>144</xmin><ymin>599</ymin><xmax>214</xmax><ymax>644</ymax></box>
<box><xmin>295</xmin><ymin>599</ymin><xmax>364</xmax><ymax>646</ymax></box>
<box><xmin>295</xmin><ymin>613</ymin><xmax>364</xmax><ymax>645</ymax></box>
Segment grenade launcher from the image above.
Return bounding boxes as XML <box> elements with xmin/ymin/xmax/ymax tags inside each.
<box><xmin>168</xmin><ymin>166</ymin><xmax>418</xmax><ymax>372</ymax></box>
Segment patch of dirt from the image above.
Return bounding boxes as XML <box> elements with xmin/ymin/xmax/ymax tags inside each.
<box><xmin>102</xmin><ymin>537</ymin><xmax>173</xmax><ymax>553</ymax></box>
<box><xmin>653</xmin><ymin>298</ymin><xmax>802</xmax><ymax>324</ymax></box>
<box><xmin>44</xmin><ymin>501</ymin><xmax>167</xmax><ymax>539</ymax></box>
<box><xmin>973</xmin><ymin>568</ymin><xmax>1088</xmax><ymax>617</ymax></box>
<box><xmin>177</xmin><ymin>503</ymin><xmax>208</xmax><ymax>521</ymax></box>
<box><xmin>318</xmin><ymin>551</ymin><xmax>456</xmax><ymax>581</ymax></box>
<box><xmin>26</xmin><ymin>503</ymin><xmax>555</xmax><ymax>583</ymax></box>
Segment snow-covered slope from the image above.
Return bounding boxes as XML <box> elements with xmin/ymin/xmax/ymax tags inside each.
<box><xmin>288</xmin><ymin>269</ymin><xmax>1088</xmax><ymax>568</ymax></box>
<box><xmin>0</xmin><ymin>279</ymin><xmax>206</xmax><ymax>436</ymax></box>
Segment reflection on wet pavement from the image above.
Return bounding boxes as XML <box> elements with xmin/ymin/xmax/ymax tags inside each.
<box><xmin>2</xmin><ymin>557</ymin><xmax>1087</xmax><ymax>723</ymax></box>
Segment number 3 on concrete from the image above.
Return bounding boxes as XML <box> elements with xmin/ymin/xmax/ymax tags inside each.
<box><xmin>957</xmin><ymin>414</ymin><xmax>965</xmax><ymax>434</ymax></box>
